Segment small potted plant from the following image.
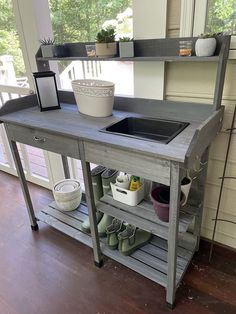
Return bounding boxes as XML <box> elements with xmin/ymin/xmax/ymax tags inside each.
<box><xmin>40</xmin><ymin>38</ymin><xmax>55</xmax><ymax>58</ymax></box>
<box><xmin>195</xmin><ymin>33</ymin><xmax>217</xmax><ymax>57</ymax></box>
<box><xmin>40</xmin><ymin>38</ymin><xmax>68</xmax><ymax>58</ymax></box>
<box><xmin>119</xmin><ymin>37</ymin><xmax>134</xmax><ymax>58</ymax></box>
<box><xmin>53</xmin><ymin>42</ymin><xmax>68</xmax><ymax>58</ymax></box>
<box><xmin>95</xmin><ymin>27</ymin><xmax>117</xmax><ymax>57</ymax></box>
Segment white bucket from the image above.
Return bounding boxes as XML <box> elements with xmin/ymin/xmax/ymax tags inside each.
<box><xmin>72</xmin><ymin>79</ymin><xmax>115</xmax><ymax>117</ymax></box>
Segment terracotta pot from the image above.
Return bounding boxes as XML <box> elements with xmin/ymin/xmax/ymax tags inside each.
<box><xmin>95</xmin><ymin>42</ymin><xmax>117</xmax><ymax>57</ymax></box>
<box><xmin>195</xmin><ymin>38</ymin><xmax>216</xmax><ymax>57</ymax></box>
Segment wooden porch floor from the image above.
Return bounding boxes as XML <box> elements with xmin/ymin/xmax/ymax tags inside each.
<box><xmin>0</xmin><ymin>171</ymin><xmax>235</xmax><ymax>314</ymax></box>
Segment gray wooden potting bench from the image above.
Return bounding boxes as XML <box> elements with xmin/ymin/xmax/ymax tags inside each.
<box><xmin>0</xmin><ymin>36</ymin><xmax>230</xmax><ymax>308</ymax></box>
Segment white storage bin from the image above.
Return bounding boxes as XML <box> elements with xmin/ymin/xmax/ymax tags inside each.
<box><xmin>110</xmin><ymin>182</ymin><xmax>145</xmax><ymax>206</ymax></box>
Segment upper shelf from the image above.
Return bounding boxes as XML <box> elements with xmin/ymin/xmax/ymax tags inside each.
<box><xmin>36</xmin><ymin>55</ymin><xmax>220</xmax><ymax>62</ymax></box>
<box><xmin>36</xmin><ymin>35</ymin><xmax>231</xmax><ymax>64</ymax></box>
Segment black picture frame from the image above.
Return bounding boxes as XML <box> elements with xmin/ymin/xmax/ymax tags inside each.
<box><xmin>33</xmin><ymin>71</ymin><xmax>61</xmax><ymax>112</ymax></box>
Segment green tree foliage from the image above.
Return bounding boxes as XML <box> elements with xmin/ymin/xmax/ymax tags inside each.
<box><xmin>0</xmin><ymin>0</ymin><xmax>25</xmax><ymax>77</ymax></box>
<box><xmin>206</xmin><ymin>0</ymin><xmax>236</xmax><ymax>34</ymax></box>
<box><xmin>0</xmin><ymin>0</ymin><xmax>14</xmax><ymax>31</ymax></box>
<box><xmin>0</xmin><ymin>0</ymin><xmax>132</xmax><ymax>78</ymax></box>
<box><xmin>49</xmin><ymin>0</ymin><xmax>132</xmax><ymax>43</ymax></box>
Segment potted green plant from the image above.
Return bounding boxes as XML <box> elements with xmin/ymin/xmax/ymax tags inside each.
<box><xmin>53</xmin><ymin>43</ymin><xmax>68</xmax><ymax>58</ymax></box>
<box><xmin>195</xmin><ymin>33</ymin><xmax>217</xmax><ymax>57</ymax></box>
<box><xmin>40</xmin><ymin>38</ymin><xmax>68</xmax><ymax>58</ymax></box>
<box><xmin>119</xmin><ymin>37</ymin><xmax>134</xmax><ymax>58</ymax></box>
<box><xmin>40</xmin><ymin>38</ymin><xmax>55</xmax><ymax>58</ymax></box>
<box><xmin>95</xmin><ymin>27</ymin><xmax>117</xmax><ymax>57</ymax></box>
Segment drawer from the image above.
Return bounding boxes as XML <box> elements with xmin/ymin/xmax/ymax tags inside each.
<box><xmin>6</xmin><ymin>123</ymin><xmax>79</xmax><ymax>159</ymax></box>
<box><xmin>83</xmin><ymin>141</ymin><xmax>170</xmax><ymax>185</ymax></box>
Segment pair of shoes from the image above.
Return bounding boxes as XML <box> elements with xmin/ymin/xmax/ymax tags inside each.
<box><xmin>81</xmin><ymin>166</ymin><xmax>118</xmax><ymax>236</ymax></box>
<box><xmin>97</xmin><ymin>168</ymin><xmax>118</xmax><ymax>237</ymax></box>
<box><xmin>118</xmin><ymin>225</ymin><xmax>152</xmax><ymax>256</ymax></box>
<box><xmin>81</xmin><ymin>165</ymin><xmax>105</xmax><ymax>233</ymax></box>
<box><xmin>106</xmin><ymin>218</ymin><xmax>126</xmax><ymax>249</ymax></box>
<box><xmin>106</xmin><ymin>219</ymin><xmax>152</xmax><ymax>255</ymax></box>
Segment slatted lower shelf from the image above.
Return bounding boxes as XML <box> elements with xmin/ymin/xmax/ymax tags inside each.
<box><xmin>36</xmin><ymin>201</ymin><xmax>196</xmax><ymax>288</ymax></box>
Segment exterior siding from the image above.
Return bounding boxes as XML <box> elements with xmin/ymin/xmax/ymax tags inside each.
<box><xmin>166</xmin><ymin>0</ymin><xmax>236</xmax><ymax>248</ymax></box>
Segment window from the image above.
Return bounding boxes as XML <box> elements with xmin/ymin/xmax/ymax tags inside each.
<box><xmin>0</xmin><ymin>0</ymin><xmax>50</xmax><ymax>188</ymax></box>
<box><xmin>205</xmin><ymin>0</ymin><xmax>236</xmax><ymax>34</ymax></box>
<box><xmin>0</xmin><ymin>0</ymin><xmax>28</xmax><ymax>89</ymax></box>
<box><xmin>193</xmin><ymin>0</ymin><xmax>236</xmax><ymax>56</ymax></box>
<box><xmin>48</xmin><ymin>0</ymin><xmax>133</xmax><ymax>95</ymax></box>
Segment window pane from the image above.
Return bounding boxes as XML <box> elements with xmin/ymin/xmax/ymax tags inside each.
<box><xmin>49</xmin><ymin>0</ymin><xmax>132</xmax><ymax>42</ymax></box>
<box><xmin>26</xmin><ymin>146</ymin><xmax>49</xmax><ymax>180</ymax></box>
<box><xmin>205</xmin><ymin>0</ymin><xmax>236</xmax><ymax>34</ymax></box>
<box><xmin>0</xmin><ymin>0</ymin><xmax>28</xmax><ymax>87</ymax></box>
<box><xmin>56</xmin><ymin>59</ymin><xmax>133</xmax><ymax>96</ymax></box>
<box><xmin>49</xmin><ymin>0</ymin><xmax>133</xmax><ymax>96</ymax></box>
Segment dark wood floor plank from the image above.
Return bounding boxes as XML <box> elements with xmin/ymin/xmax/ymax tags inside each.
<box><xmin>184</xmin><ymin>261</ymin><xmax>236</xmax><ymax>307</ymax></box>
<box><xmin>0</xmin><ymin>171</ymin><xmax>236</xmax><ymax>314</ymax></box>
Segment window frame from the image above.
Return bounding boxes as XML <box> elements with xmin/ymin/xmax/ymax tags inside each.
<box><xmin>193</xmin><ymin>0</ymin><xmax>236</xmax><ymax>58</ymax></box>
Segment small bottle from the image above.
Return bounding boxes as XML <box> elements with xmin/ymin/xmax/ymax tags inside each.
<box><xmin>129</xmin><ymin>175</ymin><xmax>141</xmax><ymax>191</ymax></box>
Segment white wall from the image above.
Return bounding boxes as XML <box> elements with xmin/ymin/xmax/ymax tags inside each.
<box><xmin>133</xmin><ymin>0</ymin><xmax>167</xmax><ymax>99</ymax></box>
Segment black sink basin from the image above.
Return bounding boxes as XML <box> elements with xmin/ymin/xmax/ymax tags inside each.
<box><xmin>100</xmin><ymin>117</ymin><xmax>189</xmax><ymax>144</ymax></box>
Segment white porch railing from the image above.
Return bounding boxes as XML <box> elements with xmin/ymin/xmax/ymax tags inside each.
<box><xmin>0</xmin><ymin>84</ymin><xmax>50</xmax><ymax>189</ymax></box>
<box><xmin>59</xmin><ymin>59</ymin><xmax>133</xmax><ymax>95</ymax></box>
<box><xmin>0</xmin><ymin>84</ymin><xmax>33</xmax><ymax>108</ymax></box>
<box><xmin>60</xmin><ymin>60</ymin><xmax>102</xmax><ymax>89</ymax></box>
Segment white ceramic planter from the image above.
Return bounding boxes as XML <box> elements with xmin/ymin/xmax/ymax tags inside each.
<box><xmin>195</xmin><ymin>38</ymin><xmax>216</xmax><ymax>57</ymax></box>
<box><xmin>53</xmin><ymin>179</ymin><xmax>82</xmax><ymax>211</ymax></box>
<box><xmin>41</xmin><ymin>45</ymin><xmax>54</xmax><ymax>58</ymax></box>
<box><xmin>181</xmin><ymin>177</ymin><xmax>192</xmax><ymax>206</ymax></box>
<box><xmin>72</xmin><ymin>79</ymin><xmax>115</xmax><ymax>117</ymax></box>
<box><xmin>95</xmin><ymin>42</ymin><xmax>117</xmax><ymax>57</ymax></box>
<box><xmin>119</xmin><ymin>42</ymin><xmax>134</xmax><ymax>58</ymax></box>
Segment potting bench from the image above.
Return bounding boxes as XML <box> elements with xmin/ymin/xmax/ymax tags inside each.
<box><xmin>0</xmin><ymin>36</ymin><xmax>230</xmax><ymax>308</ymax></box>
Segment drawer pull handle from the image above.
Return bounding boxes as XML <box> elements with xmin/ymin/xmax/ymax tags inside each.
<box><xmin>34</xmin><ymin>136</ymin><xmax>46</xmax><ymax>143</ymax></box>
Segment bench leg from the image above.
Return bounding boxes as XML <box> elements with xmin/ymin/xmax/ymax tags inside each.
<box><xmin>166</xmin><ymin>162</ymin><xmax>181</xmax><ymax>308</ymax></box>
<box><xmin>79</xmin><ymin>142</ymin><xmax>102</xmax><ymax>265</ymax></box>
<box><xmin>7</xmin><ymin>138</ymin><xmax>38</xmax><ymax>230</ymax></box>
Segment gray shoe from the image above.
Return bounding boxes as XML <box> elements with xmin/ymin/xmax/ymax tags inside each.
<box><xmin>100</xmin><ymin>169</ymin><xmax>118</xmax><ymax>236</ymax></box>
<box><xmin>118</xmin><ymin>225</ymin><xmax>152</xmax><ymax>256</ymax></box>
<box><xmin>81</xmin><ymin>211</ymin><xmax>103</xmax><ymax>233</ymax></box>
<box><xmin>92</xmin><ymin>165</ymin><xmax>106</xmax><ymax>201</ymax></box>
<box><xmin>82</xmin><ymin>165</ymin><xmax>105</xmax><ymax>233</ymax></box>
<box><xmin>97</xmin><ymin>214</ymin><xmax>114</xmax><ymax>237</ymax></box>
<box><xmin>101</xmin><ymin>169</ymin><xmax>118</xmax><ymax>195</ymax></box>
<box><xmin>106</xmin><ymin>218</ymin><xmax>125</xmax><ymax>249</ymax></box>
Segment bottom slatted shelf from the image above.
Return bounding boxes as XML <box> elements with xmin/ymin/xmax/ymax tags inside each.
<box><xmin>36</xmin><ymin>201</ymin><xmax>196</xmax><ymax>288</ymax></box>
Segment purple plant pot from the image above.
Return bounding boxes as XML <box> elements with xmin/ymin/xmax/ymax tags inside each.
<box><xmin>151</xmin><ymin>186</ymin><xmax>170</xmax><ymax>222</ymax></box>
<box><xmin>151</xmin><ymin>186</ymin><xmax>183</xmax><ymax>222</ymax></box>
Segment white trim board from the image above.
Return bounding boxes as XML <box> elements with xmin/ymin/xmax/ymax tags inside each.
<box><xmin>133</xmin><ymin>0</ymin><xmax>167</xmax><ymax>100</ymax></box>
